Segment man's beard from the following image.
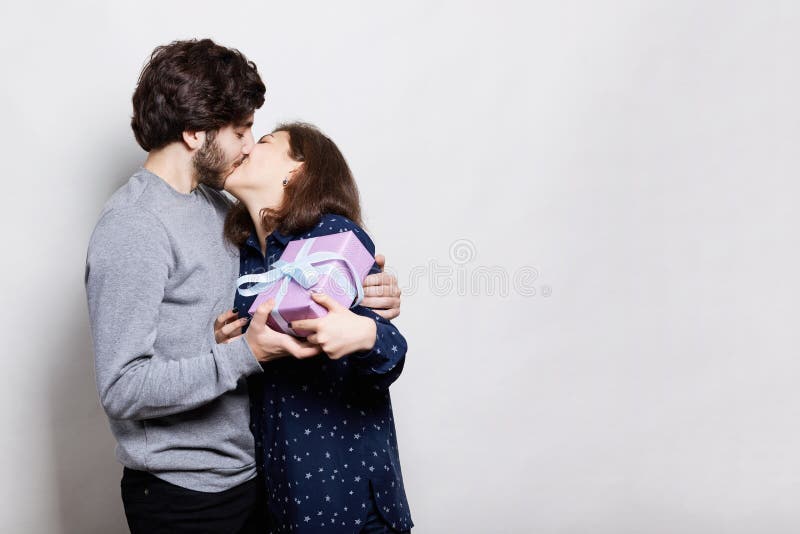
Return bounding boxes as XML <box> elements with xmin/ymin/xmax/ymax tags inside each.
<box><xmin>193</xmin><ymin>133</ymin><xmax>233</xmax><ymax>190</ymax></box>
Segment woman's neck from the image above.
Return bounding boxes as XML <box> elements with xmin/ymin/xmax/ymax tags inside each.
<box><xmin>238</xmin><ymin>190</ymin><xmax>280</xmax><ymax>257</ymax></box>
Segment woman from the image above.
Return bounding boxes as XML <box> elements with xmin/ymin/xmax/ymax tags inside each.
<box><xmin>221</xmin><ymin>122</ymin><xmax>412</xmax><ymax>533</ymax></box>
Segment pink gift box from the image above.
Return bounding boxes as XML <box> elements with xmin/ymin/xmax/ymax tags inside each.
<box><xmin>245</xmin><ymin>231</ymin><xmax>375</xmax><ymax>337</ymax></box>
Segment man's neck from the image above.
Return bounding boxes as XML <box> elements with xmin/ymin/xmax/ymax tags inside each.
<box><xmin>143</xmin><ymin>144</ymin><xmax>198</xmax><ymax>194</ymax></box>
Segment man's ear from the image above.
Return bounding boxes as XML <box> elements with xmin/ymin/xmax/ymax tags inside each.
<box><xmin>182</xmin><ymin>130</ymin><xmax>206</xmax><ymax>151</ymax></box>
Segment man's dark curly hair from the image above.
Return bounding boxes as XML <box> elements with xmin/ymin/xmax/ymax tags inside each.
<box><xmin>131</xmin><ymin>39</ymin><xmax>266</xmax><ymax>151</ymax></box>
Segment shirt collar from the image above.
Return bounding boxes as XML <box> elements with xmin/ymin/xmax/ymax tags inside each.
<box><xmin>271</xmin><ymin>227</ymin><xmax>294</xmax><ymax>246</ymax></box>
<box><xmin>244</xmin><ymin>232</ymin><xmax>262</xmax><ymax>253</ymax></box>
<box><xmin>244</xmin><ymin>226</ymin><xmax>294</xmax><ymax>253</ymax></box>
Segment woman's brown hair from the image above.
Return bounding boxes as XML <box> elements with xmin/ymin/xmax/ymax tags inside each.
<box><xmin>224</xmin><ymin>122</ymin><xmax>364</xmax><ymax>248</ymax></box>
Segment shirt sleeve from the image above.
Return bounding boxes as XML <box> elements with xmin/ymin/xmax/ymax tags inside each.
<box><xmin>303</xmin><ymin>214</ymin><xmax>408</xmax><ymax>389</ymax></box>
<box><xmin>85</xmin><ymin>207</ymin><xmax>262</xmax><ymax>421</ymax></box>
<box><xmin>348</xmin><ymin>306</ymin><xmax>408</xmax><ymax>389</ymax></box>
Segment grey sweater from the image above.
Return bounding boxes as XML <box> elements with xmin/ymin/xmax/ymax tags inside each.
<box><xmin>85</xmin><ymin>168</ymin><xmax>263</xmax><ymax>492</ymax></box>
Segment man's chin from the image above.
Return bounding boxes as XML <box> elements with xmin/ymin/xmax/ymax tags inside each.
<box><xmin>197</xmin><ymin>174</ymin><xmax>227</xmax><ymax>191</ymax></box>
<box><xmin>198</xmin><ymin>162</ymin><xmax>239</xmax><ymax>191</ymax></box>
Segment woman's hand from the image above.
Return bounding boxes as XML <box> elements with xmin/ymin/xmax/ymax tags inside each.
<box><xmin>361</xmin><ymin>254</ymin><xmax>402</xmax><ymax>320</ymax></box>
<box><xmin>290</xmin><ymin>292</ymin><xmax>377</xmax><ymax>360</ymax></box>
<box><xmin>245</xmin><ymin>299</ymin><xmax>322</xmax><ymax>362</ymax></box>
<box><xmin>214</xmin><ymin>309</ymin><xmax>249</xmax><ymax>344</ymax></box>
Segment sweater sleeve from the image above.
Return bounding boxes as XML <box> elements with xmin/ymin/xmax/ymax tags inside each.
<box><xmin>85</xmin><ymin>208</ymin><xmax>262</xmax><ymax>421</ymax></box>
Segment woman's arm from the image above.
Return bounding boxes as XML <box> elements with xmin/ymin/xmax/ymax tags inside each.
<box><xmin>290</xmin><ymin>292</ymin><xmax>407</xmax><ymax>389</ymax></box>
<box><xmin>286</xmin><ymin>214</ymin><xmax>409</xmax><ymax>388</ymax></box>
<box><xmin>347</xmin><ymin>303</ymin><xmax>408</xmax><ymax>389</ymax></box>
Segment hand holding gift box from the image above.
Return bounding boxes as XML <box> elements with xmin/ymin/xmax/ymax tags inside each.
<box><xmin>236</xmin><ymin>231</ymin><xmax>375</xmax><ymax>337</ymax></box>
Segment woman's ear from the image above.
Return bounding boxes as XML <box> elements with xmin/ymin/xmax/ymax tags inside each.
<box><xmin>182</xmin><ymin>130</ymin><xmax>206</xmax><ymax>151</ymax></box>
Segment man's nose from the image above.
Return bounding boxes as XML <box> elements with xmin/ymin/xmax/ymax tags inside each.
<box><xmin>241</xmin><ymin>131</ymin><xmax>255</xmax><ymax>155</ymax></box>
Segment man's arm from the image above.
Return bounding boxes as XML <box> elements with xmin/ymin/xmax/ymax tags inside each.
<box><xmin>85</xmin><ymin>208</ymin><xmax>262</xmax><ymax>421</ymax></box>
<box><xmin>362</xmin><ymin>253</ymin><xmax>402</xmax><ymax>320</ymax></box>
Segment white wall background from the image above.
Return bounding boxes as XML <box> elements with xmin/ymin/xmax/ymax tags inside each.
<box><xmin>1</xmin><ymin>1</ymin><xmax>798</xmax><ymax>532</ymax></box>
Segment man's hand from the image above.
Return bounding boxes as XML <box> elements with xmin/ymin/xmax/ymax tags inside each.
<box><xmin>245</xmin><ymin>299</ymin><xmax>321</xmax><ymax>362</ymax></box>
<box><xmin>214</xmin><ymin>309</ymin><xmax>249</xmax><ymax>344</ymax></box>
<box><xmin>362</xmin><ymin>253</ymin><xmax>401</xmax><ymax>320</ymax></box>
<box><xmin>290</xmin><ymin>292</ymin><xmax>377</xmax><ymax>360</ymax></box>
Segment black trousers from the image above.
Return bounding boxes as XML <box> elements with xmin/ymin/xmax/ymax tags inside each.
<box><xmin>121</xmin><ymin>468</ymin><xmax>269</xmax><ymax>534</ymax></box>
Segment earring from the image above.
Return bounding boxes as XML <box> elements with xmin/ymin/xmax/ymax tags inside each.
<box><xmin>282</xmin><ymin>177</ymin><xmax>289</xmax><ymax>186</ymax></box>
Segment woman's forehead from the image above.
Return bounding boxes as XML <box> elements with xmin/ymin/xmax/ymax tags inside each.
<box><xmin>260</xmin><ymin>130</ymin><xmax>289</xmax><ymax>142</ymax></box>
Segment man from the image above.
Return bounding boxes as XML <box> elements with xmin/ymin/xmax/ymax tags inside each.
<box><xmin>85</xmin><ymin>39</ymin><xmax>401</xmax><ymax>533</ymax></box>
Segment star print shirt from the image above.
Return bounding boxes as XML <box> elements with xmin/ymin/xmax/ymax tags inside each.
<box><xmin>234</xmin><ymin>214</ymin><xmax>413</xmax><ymax>533</ymax></box>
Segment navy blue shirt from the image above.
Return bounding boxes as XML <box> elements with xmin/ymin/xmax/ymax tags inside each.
<box><xmin>235</xmin><ymin>214</ymin><xmax>413</xmax><ymax>533</ymax></box>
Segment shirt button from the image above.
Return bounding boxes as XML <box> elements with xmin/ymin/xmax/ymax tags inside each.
<box><xmin>143</xmin><ymin>488</ymin><xmax>149</xmax><ymax>496</ymax></box>
<box><xmin>256</xmin><ymin>441</ymin><xmax>262</xmax><ymax>447</ymax></box>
